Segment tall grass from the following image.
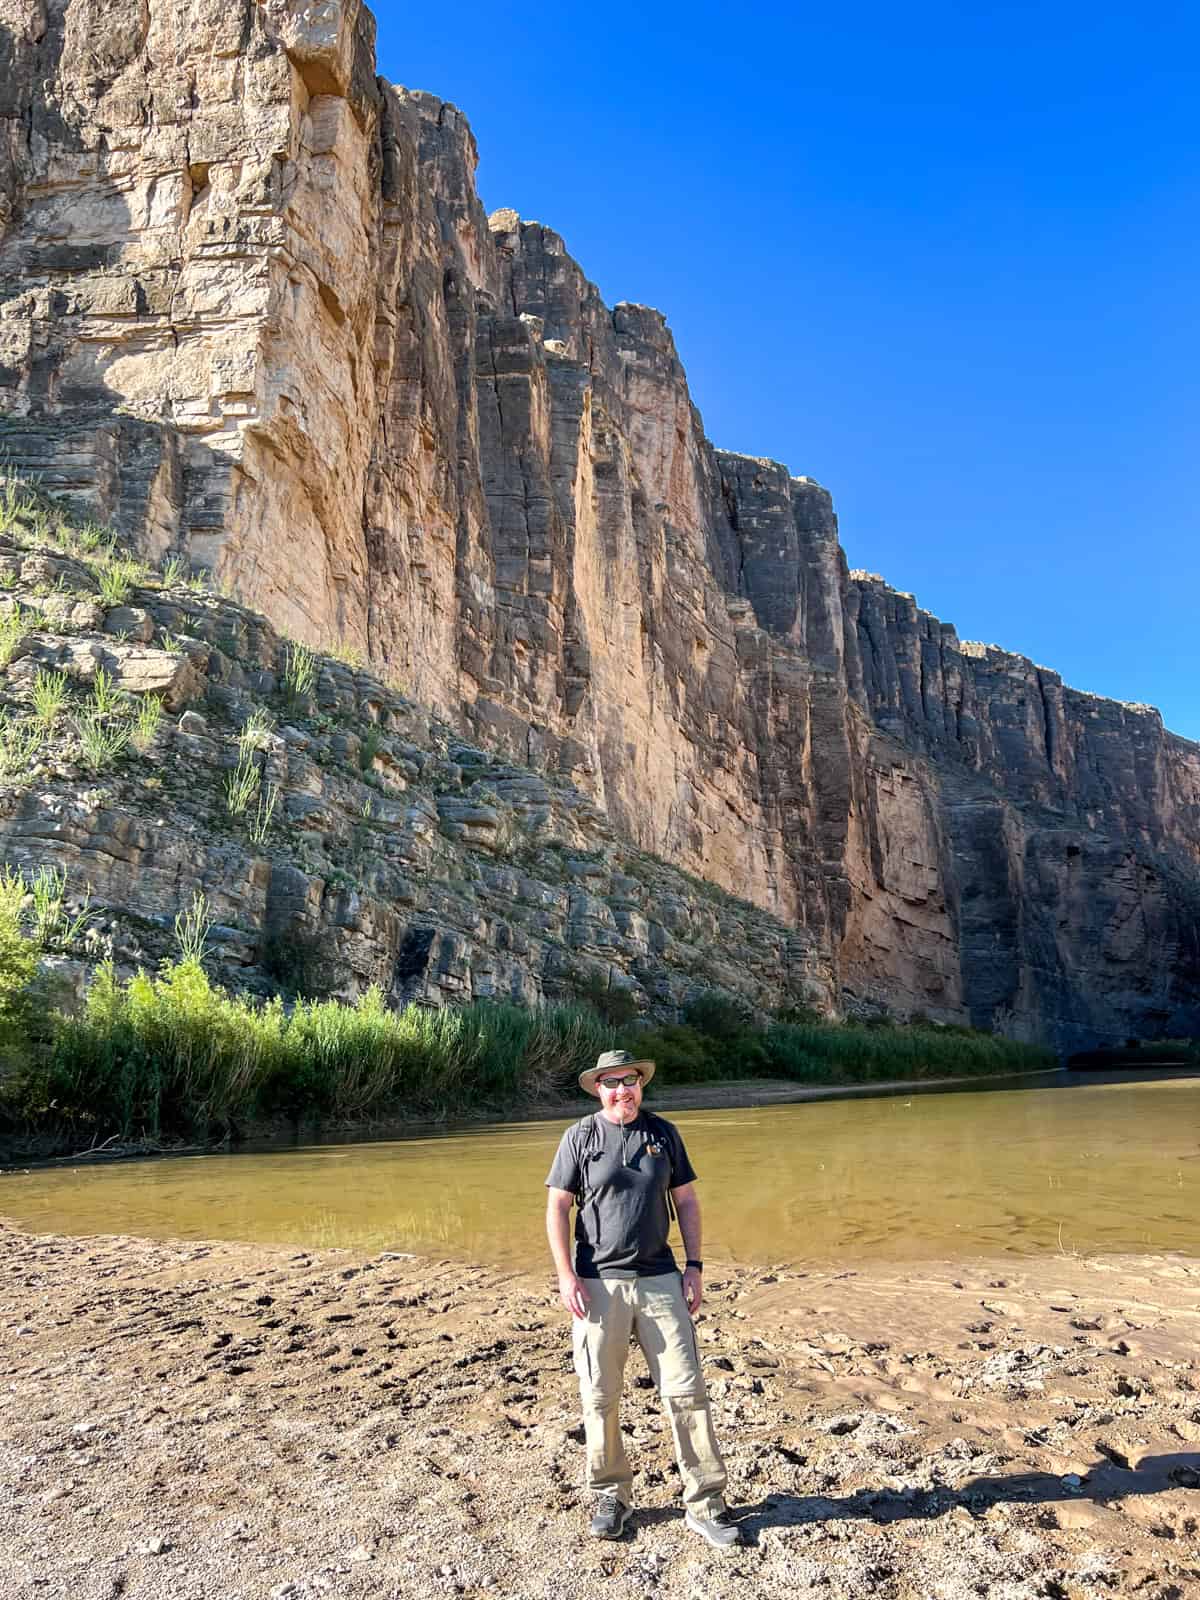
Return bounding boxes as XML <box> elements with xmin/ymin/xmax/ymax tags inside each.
<box><xmin>623</xmin><ymin>1002</ymin><xmax>1057</xmax><ymax>1088</ymax></box>
<box><xmin>31</xmin><ymin>962</ymin><xmax>618</xmax><ymax>1139</ymax></box>
<box><xmin>759</xmin><ymin>1020</ymin><xmax>1056</xmax><ymax>1082</ymax></box>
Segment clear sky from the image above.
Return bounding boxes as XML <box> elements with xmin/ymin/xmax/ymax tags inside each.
<box><xmin>372</xmin><ymin>3</ymin><xmax>1199</xmax><ymax>741</ymax></box>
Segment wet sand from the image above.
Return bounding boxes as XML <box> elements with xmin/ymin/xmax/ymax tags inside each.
<box><xmin>2</xmin><ymin>1220</ymin><xmax>1199</xmax><ymax>1600</ymax></box>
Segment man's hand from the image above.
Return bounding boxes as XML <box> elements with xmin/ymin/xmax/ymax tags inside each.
<box><xmin>558</xmin><ymin>1271</ymin><xmax>590</xmax><ymax>1319</ymax></box>
<box><xmin>682</xmin><ymin>1264</ymin><xmax>703</xmax><ymax>1316</ymax></box>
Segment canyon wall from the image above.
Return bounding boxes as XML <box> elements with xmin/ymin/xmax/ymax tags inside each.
<box><xmin>0</xmin><ymin>0</ymin><xmax>1196</xmax><ymax>1047</ymax></box>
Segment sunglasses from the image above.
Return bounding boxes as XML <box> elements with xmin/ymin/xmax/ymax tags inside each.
<box><xmin>598</xmin><ymin>1073</ymin><xmax>642</xmax><ymax>1089</ymax></box>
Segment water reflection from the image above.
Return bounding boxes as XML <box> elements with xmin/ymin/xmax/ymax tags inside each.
<box><xmin>2</xmin><ymin>1071</ymin><xmax>1198</xmax><ymax>1268</ymax></box>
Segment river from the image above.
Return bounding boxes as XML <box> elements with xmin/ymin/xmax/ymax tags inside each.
<box><xmin>3</xmin><ymin>1070</ymin><xmax>1198</xmax><ymax>1268</ymax></box>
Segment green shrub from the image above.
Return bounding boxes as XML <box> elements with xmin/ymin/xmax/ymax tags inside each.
<box><xmin>618</xmin><ymin>1023</ymin><xmax>722</xmax><ymax>1084</ymax></box>
<box><xmin>580</xmin><ymin>972</ymin><xmax>640</xmax><ymax>1027</ymax></box>
<box><xmin>682</xmin><ymin>988</ymin><xmax>755</xmax><ymax>1041</ymax></box>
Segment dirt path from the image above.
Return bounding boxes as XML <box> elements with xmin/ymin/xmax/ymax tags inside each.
<box><xmin>2</xmin><ymin>1221</ymin><xmax>1198</xmax><ymax>1599</ymax></box>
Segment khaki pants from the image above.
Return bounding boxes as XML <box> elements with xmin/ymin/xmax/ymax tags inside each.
<box><xmin>571</xmin><ymin>1272</ymin><xmax>727</xmax><ymax>1516</ymax></box>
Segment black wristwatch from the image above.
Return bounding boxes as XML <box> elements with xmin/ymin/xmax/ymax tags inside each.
<box><xmin>685</xmin><ymin>1258</ymin><xmax>703</xmax><ymax>1271</ymax></box>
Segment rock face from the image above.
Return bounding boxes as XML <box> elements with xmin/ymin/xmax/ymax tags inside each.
<box><xmin>0</xmin><ymin>0</ymin><xmax>1195</xmax><ymax>1048</ymax></box>
<box><xmin>0</xmin><ymin>524</ymin><xmax>825</xmax><ymax>1021</ymax></box>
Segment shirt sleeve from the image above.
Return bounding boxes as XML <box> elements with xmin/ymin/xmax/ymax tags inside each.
<box><xmin>666</xmin><ymin>1125</ymin><xmax>698</xmax><ymax>1188</ymax></box>
<box><xmin>545</xmin><ymin>1124</ymin><xmax>581</xmax><ymax>1193</ymax></box>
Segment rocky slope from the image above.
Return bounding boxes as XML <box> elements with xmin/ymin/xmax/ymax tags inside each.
<box><xmin>0</xmin><ymin>509</ymin><xmax>824</xmax><ymax>1019</ymax></box>
<box><xmin>0</xmin><ymin>0</ymin><xmax>1195</xmax><ymax>1047</ymax></box>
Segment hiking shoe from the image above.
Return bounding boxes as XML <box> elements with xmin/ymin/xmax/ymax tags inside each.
<box><xmin>684</xmin><ymin>1507</ymin><xmax>742</xmax><ymax>1549</ymax></box>
<box><xmin>589</xmin><ymin>1494</ymin><xmax>630</xmax><ymax>1539</ymax></box>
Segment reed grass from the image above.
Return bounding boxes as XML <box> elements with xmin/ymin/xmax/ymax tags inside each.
<box><xmin>28</xmin><ymin>959</ymin><xmax>618</xmax><ymax>1139</ymax></box>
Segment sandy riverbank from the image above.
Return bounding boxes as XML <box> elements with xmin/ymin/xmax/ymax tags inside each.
<box><xmin>2</xmin><ymin>1222</ymin><xmax>1198</xmax><ymax>1600</ymax></box>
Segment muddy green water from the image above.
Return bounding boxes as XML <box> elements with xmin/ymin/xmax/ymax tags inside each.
<box><xmin>3</xmin><ymin>1073</ymin><xmax>1200</xmax><ymax>1269</ymax></box>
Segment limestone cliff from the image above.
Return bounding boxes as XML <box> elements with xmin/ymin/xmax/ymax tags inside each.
<box><xmin>0</xmin><ymin>0</ymin><xmax>1195</xmax><ymax>1048</ymax></box>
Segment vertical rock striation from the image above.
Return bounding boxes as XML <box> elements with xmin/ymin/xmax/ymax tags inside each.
<box><xmin>0</xmin><ymin>0</ymin><xmax>1195</xmax><ymax>1047</ymax></box>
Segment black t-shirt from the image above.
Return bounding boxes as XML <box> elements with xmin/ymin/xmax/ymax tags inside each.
<box><xmin>545</xmin><ymin>1110</ymin><xmax>697</xmax><ymax>1279</ymax></box>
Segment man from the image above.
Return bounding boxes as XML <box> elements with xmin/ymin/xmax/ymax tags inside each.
<box><xmin>545</xmin><ymin>1048</ymin><xmax>740</xmax><ymax>1549</ymax></box>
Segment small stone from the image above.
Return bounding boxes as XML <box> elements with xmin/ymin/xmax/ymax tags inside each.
<box><xmin>135</xmin><ymin>1536</ymin><xmax>169</xmax><ymax>1555</ymax></box>
<box><xmin>348</xmin><ymin>1544</ymin><xmax>374</xmax><ymax>1563</ymax></box>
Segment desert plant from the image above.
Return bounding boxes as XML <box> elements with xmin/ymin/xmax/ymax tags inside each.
<box><xmin>89</xmin><ymin>665</ymin><xmax>129</xmax><ymax>718</ymax></box>
<box><xmin>131</xmin><ymin>694</ymin><xmax>163</xmax><ymax>754</ymax></box>
<box><xmin>30</xmin><ymin>667</ymin><xmax>69</xmax><ymax>727</ymax></box>
<box><xmin>97</xmin><ymin>557</ymin><xmax>145</xmax><ymax>606</ymax></box>
<box><xmin>0</xmin><ymin>606</ymin><xmax>28</xmax><ymax>667</ymax></box>
<box><xmin>25</xmin><ymin>864</ymin><xmax>93</xmax><ymax>952</ymax></box>
<box><xmin>282</xmin><ymin>640</ymin><xmax>317</xmax><ymax>702</ymax></box>
<box><xmin>159</xmin><ymin>553</ymin><xmax>187</xmax><ymax>587</ymax></box>
<box><xmin>73</xmin><ymin>521</ymin><xmax>108</xmax><ymax>554</ymax></box>
<box><xmin>76</xmin><ymin>710</ymin><xmax>130</xmax><ymax>771</ymax></box>
<box><xmin>174</xmin><ymin>891</ymin><xmax>214</xmax><ymax>966</ymax></box>
<box><xmin>328</xmin><ymin>639</ymin><xmax>364</xmax><ymax>670</ymax></box>
<box><xmin>225</xmin><ymin>753</ymin><xmax>260</xmax><ymax>818</ymax></box>
<box><xmin>247</xmin><ymin>782</ymin><xmax>279</xmax><ymax>846</ymax></box>
<box><xmin>237</xmin><ymin>706</ymin><xmax>275</xmax><ymax>757</ymax></box>
<box><xmin>0</xmin><ymin>710</ymin><xmax>45</xmax><ymax>780</ymax></box>
<box><xmin>0</xmin><ymin>476</ymin><xmax>37</xmax><ymax>527</ymax></box>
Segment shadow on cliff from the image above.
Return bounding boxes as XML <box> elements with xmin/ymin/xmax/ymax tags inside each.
<box><xmin>0</xmin><ymin>9</ymin><xmax>213</xmax><ymax>559</ymax></box>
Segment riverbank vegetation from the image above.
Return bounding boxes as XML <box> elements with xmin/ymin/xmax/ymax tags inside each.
<box><xmin>0</xmin><ymin>887</ymin><xmax>1066</xmax><ymax>1151</ymax></box>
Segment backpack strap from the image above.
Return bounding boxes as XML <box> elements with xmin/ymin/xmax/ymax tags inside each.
<box><xmin>574</xmin><ymin>1112</ymin><xmax>603</xmax><ymax>1207</ymax></box>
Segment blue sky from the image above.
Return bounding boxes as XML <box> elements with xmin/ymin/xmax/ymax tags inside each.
<box><xmin>373</xmin><ymin>3</ymin><xmax>1199</xmax><ymax>740</ymax></box>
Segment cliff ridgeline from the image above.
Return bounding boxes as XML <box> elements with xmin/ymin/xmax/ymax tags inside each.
<box><xmin>0</xmin><ymin>0</ymin><xmax>1195</xmax><ymax>1049</ymax></box>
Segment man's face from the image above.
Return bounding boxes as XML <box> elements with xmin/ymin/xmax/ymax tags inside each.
<box><xmin>597</xmin><ymin>1070</ymin><xmax>643</xmax><ymax>1123</ymax></box>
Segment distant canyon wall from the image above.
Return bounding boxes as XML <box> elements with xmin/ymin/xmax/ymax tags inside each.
<box><xmin>0</xmin><ymin>0</ymin><xmax>1196</xmax><ymax>1047</ymax></box>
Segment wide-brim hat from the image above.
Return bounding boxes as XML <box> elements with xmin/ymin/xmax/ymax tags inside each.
<box><xmin>579</xmin><ymin>1048</ymin><xmax>656</xmax><ymax>1097</ymax></box>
